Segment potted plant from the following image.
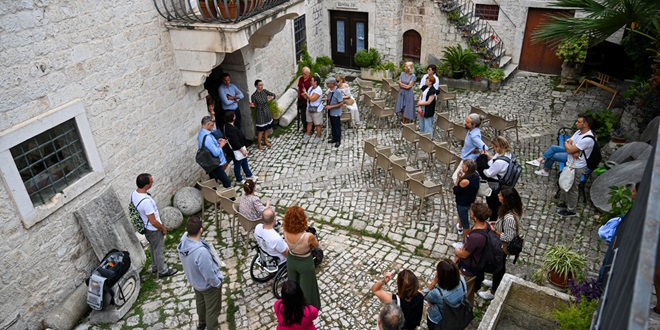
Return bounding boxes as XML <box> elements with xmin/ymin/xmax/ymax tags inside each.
<box><xmin>556</xmin><ymin>35</ymin><xmax>589</xmax><ymax>85</ymax></box>
<box><xmin>486</xmin><ymin>67</ymin><xmax>505</xmax><ymax>91</ymax></box>
<box><xmin>218</xmin><ymin>0</ymin><xmax>240</xmax><ymax>20</ymax></box>
<box><xmin>610</xmin><ymin>127</ymin><xmax>628</xmax><ymax>143</ymax></box>
<box><xmin>442</xmin><ymin>44</ymin><xmax>478</xmax><ymax>79</ymax></box>
<box><xmin>354</xmin><ymin>48</ymin><xmax>392</xmax><ymax>80</ymax></box>
<box><xmin>544</xmin><ymin>244</ymin><xmax>587</xmax><ymax>288</ymax></box>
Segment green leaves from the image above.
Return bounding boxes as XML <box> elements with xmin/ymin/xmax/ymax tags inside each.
<box><xmin>544</xmin><ymin>244</ymin><xmax>588</xmax><ymax>281</ymax></box>
<box><xmin>442</xmin><ymin>45</ymin><xmax>479</xmax><ymax>72</ymax></box>
<box><xmin>556</xmin><ymin>35</ymin><xmax>589</xmax><ymax>63</ymax></box>
<box><xmin>601</xmin><ymin>185</ymin><xmax>633</xmax><ymax>223</ymax></box>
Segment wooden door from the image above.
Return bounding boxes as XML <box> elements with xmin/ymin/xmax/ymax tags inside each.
<box><xmin>402</xmin><ymin>30</ymin><xmax>422</xmax><ymax>62</ymax></box>
<box><xmin>519</xmin><ymin>8</ymin><xmax>574</xmax><ymax>74</ymax></box>
<box><xmin>330</xmin><ymin>11</ymin><xmax>368</xmax><ymax>68</ymax></box>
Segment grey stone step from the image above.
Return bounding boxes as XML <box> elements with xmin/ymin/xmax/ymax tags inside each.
<box><xmin>502</xmin><ymin>62</ymin><xmax>518</xmax><ymax>81</ymax></box>
<box><xmin>499</xmin><ymin>55</ymin><xmax>512</xmax><ymax>69</ymax></box>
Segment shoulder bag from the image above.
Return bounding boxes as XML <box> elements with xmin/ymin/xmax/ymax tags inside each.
<box><xmin>437</xmin><ymin>279</ymin><xmax>474</xmax><ymax>330</ymax></box>
<box><xmin>196</xmin><ymin>134</ymin><xmax>221</xmax><ymax>173</ymax></box>
<box><xmin>504</xmin><ymin>214</ymin><xmax>524</xmax><ymax>264</ymax></box>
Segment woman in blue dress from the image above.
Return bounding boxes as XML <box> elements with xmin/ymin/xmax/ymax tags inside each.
<box><xmin>395</xmin><ymin>62</ymin><xmax>416</xmax><ymax>124</ymax></box>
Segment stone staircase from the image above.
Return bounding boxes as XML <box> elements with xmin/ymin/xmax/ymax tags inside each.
<box><xmin>436</xmin><ymin>0</ymin><xmax>518</xmax><ymax>81</ymax></box>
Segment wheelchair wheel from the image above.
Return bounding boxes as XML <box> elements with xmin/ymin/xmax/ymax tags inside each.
<box><xmin>250</xmin><ymin>254</ymin><xmax>278</xmax><ymax>283</ymax></box>
<box><xmin>272</xmin><ymin>265</ymin><xmax>288</xmax><ymax>299</ymax></box>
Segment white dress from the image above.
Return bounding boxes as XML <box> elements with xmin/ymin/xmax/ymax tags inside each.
<box><xmin>340</xmin><ymin>86</ymin><xmax>361</xmax><ymax>124</ymax></box>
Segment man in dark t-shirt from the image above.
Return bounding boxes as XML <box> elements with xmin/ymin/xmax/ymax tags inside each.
<box><xmin>454</xmin><ymin>202</ymin><xmax>491</xmax><ymax>306</ymax></box>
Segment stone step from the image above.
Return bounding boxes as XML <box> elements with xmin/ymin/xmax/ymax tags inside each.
<box><xmin>499</xmin><ymin>55</ymin><xmax>512</xmax><ymax>69</ymax></box>
<box><xmin>502</xmin><ymin>62</ymin><xmax>518</xmax><ymax>82</ymax></box>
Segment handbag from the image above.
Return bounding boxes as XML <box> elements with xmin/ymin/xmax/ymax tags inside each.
<box><xmin>344</xmin><ymin>97</ymin><xmax>355</xmax><ymax>106</ymax></box>
<box><xmin>233</xmin><ymin>147</ymin><xmax>247</xmax><ymax>161</ymax></box>
<box><xmin>196</xmin><ymin>134</ymin><xmax>221</xmax><ymax>173</ymax></box>
<box><xmin>558</xmin><ymin>164</ymin><xmax>575</xmax><ymax>192</ymax></box>
<box><xmin>504</xmin><ymin>214</ymin><xmax>524</xmax><ymax>264</ymax></box>
<box><xmin>477</xmin><ymin>180</ymin><xmax>492</xmax><ymax>197</ymax></box>
<box><xmin>438</xmin><ymin>279</ymin><xmax>474</xmax><ymax>330</ymax></box>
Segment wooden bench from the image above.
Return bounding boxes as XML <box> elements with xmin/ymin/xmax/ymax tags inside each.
<box><xmin>573</xmin><ymin>72</ymin><xmax>619</xmax><ymax>110</ymax></box>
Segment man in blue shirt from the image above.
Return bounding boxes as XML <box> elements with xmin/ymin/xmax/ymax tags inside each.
<box><xmin>325</xmin><ymin>77</ymin><xmax>345</xmax><ymax>148</ymax></box>
<box><xmin>218</xmin><ymin>73</ymin><xmax>244</xmax><ymax>131</ymax></box>
<box><xmin>198</xmin><ymin>116</ymin><xmax>231</xmax><ymax>188</ymax></box>
<box><xmin>452</xmin><ymin>113</ymin><xmax>488</xmax><ymax>183</ymax></box>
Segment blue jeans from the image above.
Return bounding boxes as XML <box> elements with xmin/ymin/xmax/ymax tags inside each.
<box><xmin>419</xmin><ymin>116</ymin><xmax>434</xmax><ymax>139</ymax></box>
<box><xmin>456</xmin><ymin>204</ymin><xmax>471</xmax><ymax>229</ymax></box>
<box><xmin>233</xmin><ymin>157</ymin><xmax>253</xmax><ymax>182</ymax></box>
<box><xmin>543</xmin><ymin>145</ymin><xmax>568</xmax><ymax>170</ymax></box>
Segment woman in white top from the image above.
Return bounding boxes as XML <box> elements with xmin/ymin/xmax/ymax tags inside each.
<box><xmin>336</xmin><ymin>75</ymin><xmax>360</xmax><ymax>125</ymax></box>
<box><xmin>480</xmin><ymin>136</ymin><xmax>513</xmax><ymax>222</ymax></box>
<box><xmin>302</xmin><ymin>76</ymin><xmax>324</xmax><ymax>143</ymax></box>
<box><xmin>418</xmin><ymin>64</ymin><xmax>440</xmax><ymax>91</ymax></box>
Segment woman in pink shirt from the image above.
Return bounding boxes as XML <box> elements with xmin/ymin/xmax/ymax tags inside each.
<box><xmin>274</xmin><ymin>280</ymin><xmax>318</xmax><ymax>330</ymax></box>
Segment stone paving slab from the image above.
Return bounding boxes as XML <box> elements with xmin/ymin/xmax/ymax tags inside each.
<box><xmin>77</xmin><ymin>72</ymin><xmax>622</xmax><ymax>330</ymax></box>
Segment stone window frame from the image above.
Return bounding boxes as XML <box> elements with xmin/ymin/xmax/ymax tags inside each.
<box><xmin>0</xmin><ymin>99</ymin><xmax>104</xmax><ymax>228</ymax></box>
<box><xmin>293</xmin><ymin>15</ymin><xmax>307</xmax><ymax>62</ymax></box>
<box><xmin>475</xmin><ymin>4</ymin><xmax>500</xmax><ymax>21</ymax></box>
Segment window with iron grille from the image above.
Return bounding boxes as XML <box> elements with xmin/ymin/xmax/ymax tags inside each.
<box><xmin>0</xmin><ymin>99</ymin><xmax>104</xmax><ymax>228</ymax></box>
<box><xmin>475</xmin><ymin>4</ymin><xmax>499</xmax><ymax>21</ymax></box>
<box><xmin>10</xmin><ymin>119</ymin><xmax>91</xmax><ymax>206</ymax></box>
<box><xmin>294</xmin><ymin>15</ymin><xmax>307</xmax><ymax>61</ymax></box>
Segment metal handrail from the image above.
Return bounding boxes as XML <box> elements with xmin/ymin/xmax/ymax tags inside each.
<box><xmin>490</xmin><ymin>0</ymin><xmax>516</xmax><ymax>28</ymax></box>
<box><xmin>154</xmin><ymin>0</ymin><xmax>290</xmax><ymax>23</ymax></box>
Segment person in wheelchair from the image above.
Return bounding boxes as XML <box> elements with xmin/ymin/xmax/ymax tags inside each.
<box><xmin>254</xmin><ymin>208</ymin><xmax>288</xmax><ymax>269</ymax></box>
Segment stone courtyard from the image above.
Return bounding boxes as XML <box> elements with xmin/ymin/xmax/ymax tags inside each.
<box><xmin>75</xmin><ymin>72</ymin><xmax>626</xmax><ymax>329</ymax></box>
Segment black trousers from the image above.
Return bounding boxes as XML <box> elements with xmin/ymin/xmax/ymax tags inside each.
<box><xmin>329</xmin><ymin>115</ymin><xmax>341</xmax><ymax>142</ymax></box>
<box><xmin>297</xmin><ymin>99</ymin><xmax>307</xmax><ymax>130</ymax></box>
<box><xmin>492</xmin><ymin>253</ymin><xmax>507</xmax><ymax>292</ymax></box>
<box><xmin>486</xmin><ymin>188</ymin><xmax>501</xmax><ymax>222</ymax></box>
<box><xmin>209</xmin><ymin>165</ymin><xmax>231</xmax><ymax>188</ymax></box>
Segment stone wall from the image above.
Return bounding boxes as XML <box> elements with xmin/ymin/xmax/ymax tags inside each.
<box><xmin>0</xmin><ymin>0</ymin><xmax>212</xmax><ymax>327</ymax></box>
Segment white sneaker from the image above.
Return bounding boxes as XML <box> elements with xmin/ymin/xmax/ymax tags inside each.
<box><xmin>534</xmin><ymin>169</ymin><xmax>549</xmax><ymax>177</ymax></box>
<box><xmin>248</xmin><ymin>176</ymin><xmax>259</xmax><ymax>182</ymax></box>
<box><xmin>456</xmin><ymin>223</ymin><xmax>463</xmax><ymax>236</ymax></box>
<box><xmin>303</xmin><ymin>135</ymin><xmax>311</xmax><ymax>142</ymax></box>
<box><xmin>482</xmin><ymin>279</ymin><xmax>493</xmax><ymax>288</ymax></box>
<box><xmin>478</xmin><ymin>290</ymin><xmax>495</xmax><ymax>300</ymax></box>
<box><xmin>526</xmin><ymin>159</ymin><xmax>542</xmax><ymax>167</ymax></box>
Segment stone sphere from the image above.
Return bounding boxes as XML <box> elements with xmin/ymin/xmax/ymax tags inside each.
<box><xmin>173</xmin><ymin>187</ymin><xmax>202</xmax><ymax>216</ymax></box>
<box><xmin>161</xmin><ymin>206</ymin><xmax>184</xmax><ymax>230</ymax></box>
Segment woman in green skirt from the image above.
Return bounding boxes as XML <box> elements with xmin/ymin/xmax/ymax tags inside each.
<box><xmin>283</xmin><ymin>206</ymin><xmax>321</xmax><ymax>310</ymax></box>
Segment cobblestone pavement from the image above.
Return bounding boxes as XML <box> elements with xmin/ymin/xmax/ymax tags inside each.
<box><xmin>77</xmin><ymin>72</ymin><xmax>625</xmax><ymax>330</ymax></box>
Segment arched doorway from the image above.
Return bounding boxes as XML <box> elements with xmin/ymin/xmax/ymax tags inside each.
<box><xmin>402</xmin><ymin>30</ymin><xmax>421</xmax><ymax>62</ymax></box>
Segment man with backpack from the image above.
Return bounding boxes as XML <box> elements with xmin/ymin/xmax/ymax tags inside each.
<box><xmin>454</xmin><ymin>203</ymin><xmax>502</xmax><ymax>306</ymax></box>
<box><xmin>528</xmin><ymin>114</ymin><xmax>597</xmax><ymax>217</ymax></box>
<box><xmin>198</xmin><ymin>116</ymin><xmax>232</xmax><ymax>188</ymax></box>
<box><xmin>130</xmin><ymin>173</ymin><xmax>178</xmax><ymax>278</ymax></box>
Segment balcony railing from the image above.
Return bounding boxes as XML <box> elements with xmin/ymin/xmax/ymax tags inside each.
<box><xmin>154</xmin><ymin>0</ymin><xmax>291</xmax><ymax>23</ymax></box>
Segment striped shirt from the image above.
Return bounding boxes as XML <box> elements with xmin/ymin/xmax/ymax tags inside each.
<box><xmin>495</xmin><ymin>213</ymin><xmax>518</xmax><ymax>243</ymax></box>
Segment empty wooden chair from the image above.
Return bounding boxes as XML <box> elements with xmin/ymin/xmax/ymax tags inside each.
<box><xmin>488</xmin><ymin>113</ymin><xmax>519</xmax><ymax>143</ymax></box>
<box><xmin>573</xmin><ymin>72</ymin><xmax>619</xmax><ymax>110</ymax></box>
<box><xmin>340</xmin><ymin>105</ymin><xmax>353</xmax><ymax>127</ymax></box>
<box><xmin>451</xmin><ymin>121</ymin><xmax>468</xmax><ymax>146</ymax></box>
<box><xmin>375</xmin><ymin>148</ymin><xmax>403</xmax><ymax>190</ymax></box>
<box><xmin>372</xmin><ymin>100</ymin><xmax>396</xmax><ymax>128</ymax></box>
<box><xmin>355</xmin><ymin>77</ymin><xmax>374</xmax><ymax>103</ymax></box>
<box><xmin>438</xmin><ymin>85</ymin><xmax>458</xmax><ymax>113</ymax></box>
<box><xmin>198</xmin><ymin>179</ymin><xmax>234</xmax><ymax>226</ymax></box>
<box><xmin>434</xmin><ymin>112</ymin><xmax>453</xmax><ymax>142</ymax></box>
<box><xmin>220</xmin><ymin>195</ymin><xmax>240</xmax><ymax>242</ymax></box>
<box><xmin>407</xmin><ymin>176</ymin><xmax>448</xmax><ymax>220</ymax></box>
<box><xmin>362</xmin><ymin>137</ymin><xmax>390</xmax><ymax>174</ymax></box>
<box><xmin>362</xmin><ymin>90</ymin><xmax>384</xmax><ymax>123</ymax></box>
<box><xmin>233</xmin><ymin>203</ymin><xmax>264</xmax><ymax>251</ymax></box>
<box><xmin>401</xmin><ymin>123</ymin><xmax>421</xmax><ymax>160</ymax></box>
<box><xmin>389</xmin><ymin>85</ymin><xmax>400</xmax><ymax>108</ymax></box>
<box><xmin>470</xmin><ymin>105</ymin><xmax>490</xmax><ymax>127</ymax></box>
<box><xmin>418</xmin><ymin>133</ymin><xmax>439</xmax><ymax>170</ymax></box>
<box><xmin>433</xmin><ymin>143</ymin><xmax>460</xmax><ymax>186</ymax></box>
<box><xmin>391</xmin><ymin>162</ymin><xmax>424</xmax><ymax>198</ymax></box>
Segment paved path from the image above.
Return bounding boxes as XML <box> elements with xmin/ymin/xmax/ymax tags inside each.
<box><xmin>76</xmin><ymin>72</ymin><xmax>622</xmax><ymax>330</ymax></box>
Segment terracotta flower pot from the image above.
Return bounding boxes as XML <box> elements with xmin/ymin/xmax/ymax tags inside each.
<box><xmin>200</xmin><ymin>1</ymin><xmax>218</xmax><ymax>18</ymax></box>
<box><xmin>547</xmin><ymin>270</ymin><xmax>574</xmax><ymax>288</ymax></box>
<box><xmin>219</xmin><ymin>2</ymin><xmax>239</xmax><ymax>20</ymax></box>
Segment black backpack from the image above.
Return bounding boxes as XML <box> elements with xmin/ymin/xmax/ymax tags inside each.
<box><xmin>496</xmin><ymin>155</ymin><xmax>522</xmax><ymax>187</ymax></box>
<box><xmin>582</xmin><ymin>135</ymin><xmax>602</xmax><ymax>171</ymax></box>
<box><xmin>474</xmin><ymin>227</ymin><xmax>504</xmax><ymax>274</ymax></box>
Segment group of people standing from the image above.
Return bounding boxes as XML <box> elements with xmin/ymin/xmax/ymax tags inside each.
<box><xmin>296</xmin><ymin>67</ymin><xmax>361</xmax><ymax>148</ymax></box>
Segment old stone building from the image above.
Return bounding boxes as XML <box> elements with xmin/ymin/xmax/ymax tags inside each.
<box><xmin>0</xmin><ymin>0</ymin><xmax>303</xmax><ymax>328</ymax></box>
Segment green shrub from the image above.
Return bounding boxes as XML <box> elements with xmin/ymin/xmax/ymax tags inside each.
<box><xmin>354</xmin><ymin>48</ymin><xmax>381</xmax><ymax>68</ymax></box>
<box><xmin>585</xmin><ymin>109</ymin><xmax>617</xmax><ymax>142</ymax></box>
<box><xmin>600</xmin><ymin>185</ymin><xmax>633</xmax><ymax>224</ymax></box>
<box><xmin>296</xmin><ymin>47</ymin><xmax>335</xmax><ymax>79</ymax></box>
<box><xmin>552</xmin><ymin>298</ymin><xmax>598</xmax><ymax>330</ymax></box>
<box><xmin>556</xmin><ymin>35</ymin><xmax>589</xmax><ymax>63</ymax></box>
<box><xmin>267</xmin><ymin>99</ymin><xmax>282</xmax><ymax>119</ymax></box>
<box><xmin>442</xmin><ymin>45</ymin><xmax>478</xmax><ymax>73</ymax></box>
<box><xmin>486</xmin><ymin>68</ymin><xmax>505</xmax><ymax>82</ymax></box>
<box><xmin>468</xmin><ymin>64</ymin><xmax>488</xmax><ymax>80</ymax></box>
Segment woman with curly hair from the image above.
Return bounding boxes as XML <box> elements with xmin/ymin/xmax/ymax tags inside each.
<box><xmin>275</xmin><ymin>280</ymin><xmax>318</xmax><ymax>329</ymax></box>
<box><xmin>283</xmin><ymin>206</ymin><xmax>321</xmax><ymax>309</ymax></box>
<box><xmin>371</xmin><ymin>269</ymin><xmax>424</xmax><ymax>329</ymax></box>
